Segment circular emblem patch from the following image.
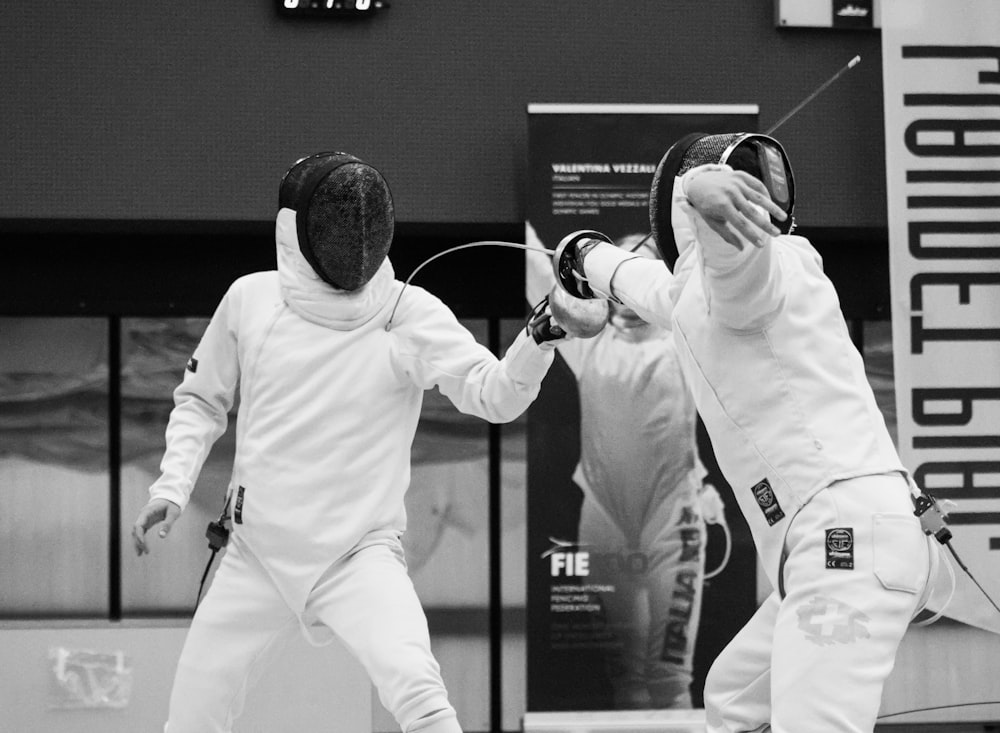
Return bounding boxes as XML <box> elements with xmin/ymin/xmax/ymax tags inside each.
<box><xmin>753</xmin><ymin>483</ymin><xmax>774</xmax><ymax>507</ymax></box>
<box><xmin>827</xmin><ymin>528</ymin><xmax>853</xmax><ymax>552</ymax></box>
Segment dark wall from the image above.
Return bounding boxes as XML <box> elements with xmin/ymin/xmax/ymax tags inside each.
<box><xmin>2</xmin><ymin>2</ymin><xmax>885</xmax><ymax>227</ymax></box>
<box><xmin>0</xmin><ymin>221</ymin><xmax>890</xmax><ymax>321</ymax></box>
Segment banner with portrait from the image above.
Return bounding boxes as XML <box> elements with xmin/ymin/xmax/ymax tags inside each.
<box><xmin>524</xmin><ymin>104</ymin><xmax>761</xmax><ymax>712</ymax></box>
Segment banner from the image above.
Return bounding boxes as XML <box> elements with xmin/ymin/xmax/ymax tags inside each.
<box><xmin>524</xmin><ymin>104</ymin><xmax>760</xmax><ymax>712</ymax></box>
<box><xmin>882</xmin><ymin>0</ymin><xmax>1000</xmax><ymax>633</ymax></box>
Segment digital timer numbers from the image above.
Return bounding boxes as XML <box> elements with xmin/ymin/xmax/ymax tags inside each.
<box><xmin>281</xmin><ymin>0</ymin><xmax>388</xmax><ymax>12</ymax></box>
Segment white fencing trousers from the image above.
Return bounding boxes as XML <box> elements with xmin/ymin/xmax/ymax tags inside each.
<box><xmin>703</xmin><ymin>474</ymin><xmax>933</xmax><ymax>733</ymax></box>
<box><xmin>164</xmin><ymin>535</ymin><xmax>458</xmax><ymax>733</ymax></box>
<box><xmin>577</xmin><ymin>486</ymin><xmax>705</xmax><ymax>709</ymax></box>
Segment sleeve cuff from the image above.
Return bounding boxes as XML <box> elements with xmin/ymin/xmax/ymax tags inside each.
<box><xmin>584</xmin><ymin>243</ymin><xmax>641</xmax><ymax>301</ymax></box>
<box><xmin>503</xmin><ymin>328</ymin><xmax>555</xmax><ymax>385</ymax></box>
<box><xmin>149</xmin><ymin>484</ymin><xmax>189</xmax><ymax>513</ymax></box>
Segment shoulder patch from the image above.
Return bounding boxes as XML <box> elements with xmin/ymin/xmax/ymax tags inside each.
<box><xmin>751</xmin><ymin>478</ymin><xmax>785</xmax><ymax>526</ymax></box>
<box><xmin>825</xmin><ymin>528</ymin><xmax>854</xmax><ymax>569</ymax></box>
<box><xmin>186</xmin><ymin>357</ymin><xmax>198</xmax><ymax>373</ymax></box>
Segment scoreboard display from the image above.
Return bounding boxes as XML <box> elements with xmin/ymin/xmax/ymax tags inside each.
<box><xmin>278</xmin><ymin>0</ymin><xmax>389</xmax><ymax>17</ymax></box>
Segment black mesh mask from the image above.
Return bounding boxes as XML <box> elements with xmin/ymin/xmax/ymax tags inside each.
<box><xmin>279</xmin><ymin>152</ymin><xmax>394</xmax><ymax>291</ymax></box>
<box><xmin>649</xmin><ymin>132</ymin><xmax>795</xmax><ymax>271</ymax></box>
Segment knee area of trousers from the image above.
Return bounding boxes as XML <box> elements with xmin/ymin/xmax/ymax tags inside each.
<box><xmin>404</xmin><ymin>707</ymin><xmax>461</xmax><ymax>733</ymax></box>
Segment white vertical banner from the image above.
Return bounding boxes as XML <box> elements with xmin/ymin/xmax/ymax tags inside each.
<box><xmin>882</xmin><ymin>0</ymin><xmax>1000</xmax><ymax>633</ymax></box>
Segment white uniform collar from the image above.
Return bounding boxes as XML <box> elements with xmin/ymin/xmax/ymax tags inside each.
<box><xmin>275</xmin><ymin>207</ymin><xmax>395</xmax><ymax>330</ymax></box>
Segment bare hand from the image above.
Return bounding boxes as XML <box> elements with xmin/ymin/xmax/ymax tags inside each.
<box><xmin>685</xmin><ymin>169</ymin><xmax>787</xmax><ymax>250</ymax></box>
<box><xmin>132</xmin><ymin>498</ymin><xmax>181</xmax><ymax>556</ymax></box>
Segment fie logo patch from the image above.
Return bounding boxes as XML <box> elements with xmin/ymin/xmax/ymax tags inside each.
<box><xmin>541</xmin><ymin>537</ymin><xmax>590</xmax><ymax>577</ymax></box>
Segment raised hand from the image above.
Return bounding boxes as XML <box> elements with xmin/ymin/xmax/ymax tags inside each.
<box><xmin>685</xmin><ymin>169</ymin><xmax>788</xmax><ymax>250</ymax></box>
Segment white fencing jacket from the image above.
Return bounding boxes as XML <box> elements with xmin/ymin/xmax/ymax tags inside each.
<box><xmin>583</xmin><ymin>167</ymin><xmax>905</xmax><ymax>587</ymax></box>
<box><xmin>149</xmin><ymin>209</ymin><xmax>554</xmax><ymax>611</ymax></box>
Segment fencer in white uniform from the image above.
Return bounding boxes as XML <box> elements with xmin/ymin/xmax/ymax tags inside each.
<box><xmin>526</xmin><ymin>225</ymin><xmax>714</xmax><ymax>709</ymax></box>
<box><xmin>552</xmin><ymin>133</ymin><xmax>940</xmax><ymax>732</ymax></box>
<box><xmin>131</xmin><ymin>153</ymin><xmax>562</xmax><ymax>733</ymax></box>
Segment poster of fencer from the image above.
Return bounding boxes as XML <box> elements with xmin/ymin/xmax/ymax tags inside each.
<box><xmin>524</xmin><ymin>104</ymin><xmax>761</xmax><ymax>712</ymax></box>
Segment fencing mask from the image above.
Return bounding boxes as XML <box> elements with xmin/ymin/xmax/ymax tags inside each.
<box><xmin>649</xmin><ymin>132</ymin><xmax>795</xmax><ymax>270</ymax></box>
<box><xmin>279</xmin><ymin>152</ymin><xmax>394</xmax><ymax>291</ymax></box>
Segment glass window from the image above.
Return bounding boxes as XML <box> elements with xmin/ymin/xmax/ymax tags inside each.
<box><xmin>0</xmin><ymin>317</ymin><xmax>109</xmax><ymax>616</ymax></box>
<box><xmin>500</xmin><ymin>318</ymin><xmax>529</xmax><ymax>731</ymax></box>
<box><xmin>373</xmin><ymin>318</ymin><xmax>492</xmax><ymax>731</ymax></box>
<box><xmin>0</xmin><ymin>309</ymin><xmax>907</xmax><ymax>724</ymax></box>
<box><xmin>119</xmin><ymin>317</ymin><xmax>235</xmax><ymax>615</ymax></box>
<box><xmin>372</xmin><ymin>317</ymin><xmax>531</xmax><ymax>732</ymax></box>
